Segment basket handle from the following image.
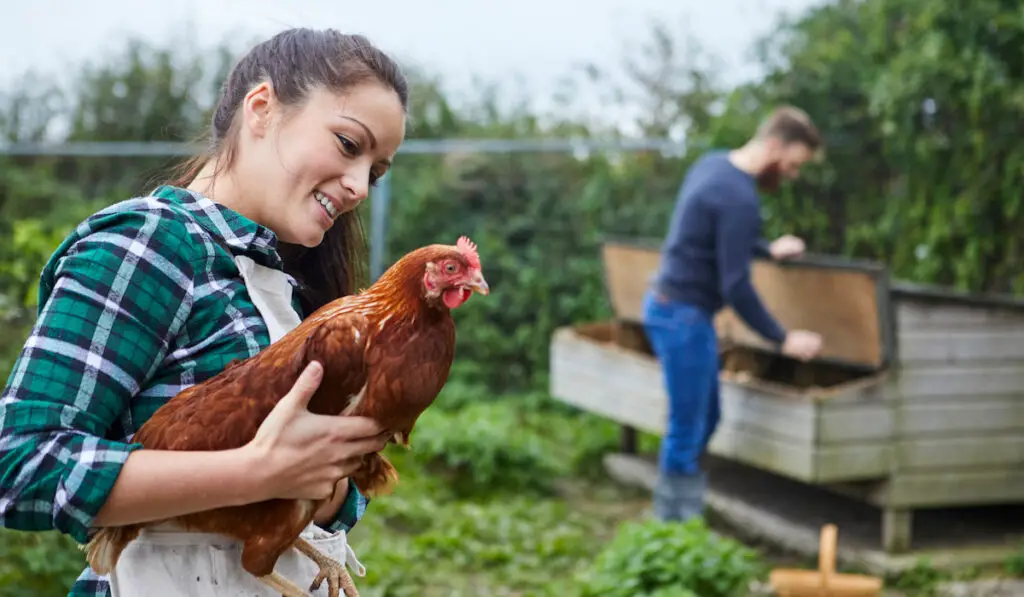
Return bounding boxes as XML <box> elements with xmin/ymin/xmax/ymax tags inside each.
<box><xmin>818</xmin><ymin>524</ymin><xmax>838</xmax><ymax>596</ymax></box>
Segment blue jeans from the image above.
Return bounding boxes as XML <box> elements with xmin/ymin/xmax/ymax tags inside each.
<box><xmin>642</xmin><ymin>291</ymin><xmax>721</xmax><ymax>477</ymax></box>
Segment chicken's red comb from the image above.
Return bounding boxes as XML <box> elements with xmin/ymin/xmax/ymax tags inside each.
<box><xmin>457</xmin><ymin>235</ymin><xmax>480</xmax><ymax>269</ymax></box>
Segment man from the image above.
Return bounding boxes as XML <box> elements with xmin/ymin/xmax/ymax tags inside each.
<box><xmin>643</xmin><ymin>105</ymin><xmax>825</xmax><ymax>522</ymax></box>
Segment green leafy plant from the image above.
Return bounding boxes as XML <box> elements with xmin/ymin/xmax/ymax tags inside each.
<box><xmin>410</xmin><ymin>402</ymin><xmax>566</xmax><ymax>496</ymax></box>
<box><xmin>0</xmin><ymin>529</ymin><xmax>86</xmax><ymax>597</ymax></box>
<box><xmin>579</xmin><ymin>518</ymin><xmax>766</xmax><ymax>597</ymax></box>
<box><xmin>1004</xmin><ymin>541</ymin><xmax>1024</xmax><ymax>578</ymax></box>
<box><xmin>6</xmin><ymin>1</ymin><xmax>1024</xmax><ymax>594</ymax></box>
<box><xmin>0</xmin><ymin>219</ymin><xmax>71</xmax><ymax>307</ymax></box>
<box><xmin>888</xmin><ymin>558</ymin><xmax>949</xmax><ymax>597</ymax></box>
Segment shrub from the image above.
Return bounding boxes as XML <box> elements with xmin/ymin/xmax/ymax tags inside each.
<box><xmin>1005</xmin><ymin>541</ymin><xmax>1024</xmax><ymax>578</ymax></box>
<box><xmin>0</xmin><ymin>529</ymin><xmax>86</xmax><ymax>597</ymax></box>
<box><xmin>579</xmin><ymin>518</ymin><xmax>766</xmax><ymax>597</ymax></box>
<box><xmin>410</xmin><ymin>402</ymin><xmax>566</xmax><ymax>496</ymax></box>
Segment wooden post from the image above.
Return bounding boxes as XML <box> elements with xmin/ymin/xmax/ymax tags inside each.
<box><xmin>882</xmin><ymin>508</ymin><xmax>913</xmax><ymax>553</ymax></box>
<box><xmin>620</xmin><ymin>425</ymin><xmax>638</xmax><ymax>455</ymax></box>
<box><xmin>612</xmin><ymin>319</ymin><xmax>645</xmax><ymax>458</ymax></box>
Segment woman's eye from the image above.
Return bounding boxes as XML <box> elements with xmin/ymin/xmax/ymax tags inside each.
<box><xmin>336</xmin><ymin>134</ymin><xmax>358</xmax><ymax>154</ymax></box>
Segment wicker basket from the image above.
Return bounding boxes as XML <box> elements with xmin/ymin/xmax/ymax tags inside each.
<box><xmin>768</xmin><ymin>524</ymin><xmax>883</xmax><ymax>597</ymax></box>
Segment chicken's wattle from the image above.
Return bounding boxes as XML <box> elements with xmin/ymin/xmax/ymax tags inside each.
<box><xmin>442</xmin><ymin>287</ymin><xmax>471</xmax><ymax>309</ymax></box>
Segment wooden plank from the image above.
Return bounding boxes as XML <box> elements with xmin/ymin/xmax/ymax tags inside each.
<box><xmin>553</xmin><ymin>326</ymin><xmax>893</xmax><ymax>445</ymax></box>
<box><xmin>600</xmin><ymin>243</ymin><xmax>660</xmax><ymax>323</ymax></box>
<box><xmin>819</xmin><ymin>405</ymin><xmax>894</xmax><ymax>443</ymax></box>
<box><xmin>715</xmin><ymin>263</ymin><xmax>886</xmax><ymax>369</ymax></box>
<box><xmin>718</xmin><ymin>384</ymin><xmax>816</xmax><ymax>443</ymax></box>
<box><xmin>612</xmin><ymin>320</ymin><xmax>652</xmax><ymax>354</ymax></box>
<box><xmin>813</xmin><ymin>444</ymin><xmax>893</xmax><ymax>482</ymax></box>
<box><xmin>549</xmin><ymin>327</ymin><xmax>666</xmax><ymax>435</ymax></box>
<box><xmin>899</xmin><ymin>399</ymin><xmax>1024</xmax><ymax>435</ymax></box>
<box><xmin>710</xmin><ymin>424</ymin><xmax>814</xmax><ymax>481</ymax></box>
<box><xmin>884</xmin><ymin>469</ymin><xmax>1024</xmax><ymax>507</ymax></box>
<box><xmin>552</xmin><ymin>321</ymin><xmax>897</xmax><ymax>434</ymax></box>
<box><xmin>599</xmin><ymin>240</ymin><xmax>892</xmax><ymax>370</ymax></box>
<box><xmin>550</xmin><ymin>370</ymin><xmax>665</xmax><ymax>436</ymax></box>
<box><xmin>892</xmin><ymin>280</ymin><xmax>1024</xmax><ymax>312</ymax></box>
<box><xmin>883</xmin><ymin>509</ymin><xmax>913</xmax><ymax>554</ymax></box>
<box><xmin>550</xmin><ymin>324</ymin><xmax>895</xmax><ymax>483</ymax></box>
<box><xmin>897</xmin><ymin>365</ymin><xmax>1024</xmax><ymax>400</ymax></box>
<box><xmin>897</xmin><ymin>435</ymin><xmax>1024</xmax><ymax>470</ymax></box>
<box><xmin>711</xmin><ymin>424</ymin><xmax>891</xmax><ymax>483</ymax></box>
<box><xmin>896</xmin><ymin>300</ymin><xmax>1024</xmax><ymax>332</ymax></box>
<box><xmin>719</xmin><ymin>350</ymin><xmax>893</xmax><ymax>403</ymax></box>
<box><xmin>898</xmin><ymin>331</ymin><xmax>1024</xmax><ymax>365</ymax></box>
<box><xmin>720</xmin><ymin>383</ymin><xmax>893</xmax><ymax>444</ymax></box>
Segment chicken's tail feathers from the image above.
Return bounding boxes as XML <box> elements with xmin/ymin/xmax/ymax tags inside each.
<box><xmin>351</xmin><ymin>453</ymin><xmax>399</xmax><ymax>498</ymax></box>
<box><xmin>80</xmin><ymin>525</ymin><xmax>140</xmax><ymax>575</ymax></box>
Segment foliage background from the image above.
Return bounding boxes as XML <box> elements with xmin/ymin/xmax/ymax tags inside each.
<box><xmin>2</xmin><ymin>0</ymin><xmax>1024</xmax><ymax>594</ymax></box>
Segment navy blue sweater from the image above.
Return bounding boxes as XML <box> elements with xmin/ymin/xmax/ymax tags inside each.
<box><xmin>652</xmin><ymin>150</ymin><xmax>787</xmax><ymax>344</ymax></box>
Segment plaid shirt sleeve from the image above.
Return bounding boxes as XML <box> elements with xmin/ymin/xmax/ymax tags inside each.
<box><xmin>0</xmin><ymin>207</ymin><xmax>197</xmax><ymax>544</ymax></box>
<box><xmin>318</xmin><ymin>480</ymin><xmax>369</xmax><ymax>534</ymax></box>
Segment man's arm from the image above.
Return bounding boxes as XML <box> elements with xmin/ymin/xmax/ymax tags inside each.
<box><xmin>714</xmin><ymin>193</ymin><xmax>788</xmax><ymax>345</ymax></box>
<box><xmin>753</xmin><ymin>238</ymin><xmax>772</xmax><ymax>258</ymax></box>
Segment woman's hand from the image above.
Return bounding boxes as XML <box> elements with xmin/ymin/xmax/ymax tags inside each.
<box><xmin>245</xmin><ymin>361</ymin><xmax>389</xmax><ymax>501</ymax></box>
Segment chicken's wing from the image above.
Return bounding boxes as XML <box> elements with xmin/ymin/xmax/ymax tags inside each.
<box><xmin>133</xmin><ymin>312</ymin><xmax>371</xmax><ymax>451</ymax></box>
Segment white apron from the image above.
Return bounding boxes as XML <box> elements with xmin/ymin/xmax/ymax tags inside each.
<box><xmin>107</xmin><ymin>255</ymin><xmax>366</xmax><ymax>596</ymax></box>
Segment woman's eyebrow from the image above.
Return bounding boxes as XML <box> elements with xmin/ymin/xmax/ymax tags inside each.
<box><xmin>341</xmin><ymin>116</ymin><xmax>377</xmax><ymax>149</ymax></box>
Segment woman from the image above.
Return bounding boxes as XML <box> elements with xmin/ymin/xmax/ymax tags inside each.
<box><xmin>0</xmin><ymin>27</ymin><xmax>408</xmax><ymax>596</ymax></box>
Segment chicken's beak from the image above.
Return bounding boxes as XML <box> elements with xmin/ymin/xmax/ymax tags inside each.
<box><xmin>467</xmin><ymin>272</ymin><xmax>490</xmax><ymax>296</ymax></box>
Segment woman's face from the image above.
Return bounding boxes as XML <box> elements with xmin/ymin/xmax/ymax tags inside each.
<box><xmin>239</xmin><ymin>80</ymin><xmax>406</xmax><ymax>247</ymax></box>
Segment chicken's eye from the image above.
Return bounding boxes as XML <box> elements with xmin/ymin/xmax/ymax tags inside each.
<box><xmin>444</xmin><ymin>263</ymin><xmax>458</xmax><ymax>274</ymax></box>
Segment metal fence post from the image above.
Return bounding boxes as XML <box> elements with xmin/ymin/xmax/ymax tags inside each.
<box><xmin>369</xmin><ymin>171</ymin><xmax>392</xmax><ymax>281</ymax></box>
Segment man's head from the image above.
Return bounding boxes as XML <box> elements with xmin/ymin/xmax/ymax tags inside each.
<box><xmin>749</xmin><ymin>106</ymin><xmax>823</xmax><ymax>193</ymax></box>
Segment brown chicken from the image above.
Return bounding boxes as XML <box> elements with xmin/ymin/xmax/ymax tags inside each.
<box><xmin>83</xmin><ymin>236</ymin><xmax>489</xmax><ymax>597</ymax></box>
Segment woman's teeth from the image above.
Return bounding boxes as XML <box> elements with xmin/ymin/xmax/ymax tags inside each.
<box><xmin>315</xmin><ymin>191</ymin><xmax>339</xmax><ymax>218</ymax></box>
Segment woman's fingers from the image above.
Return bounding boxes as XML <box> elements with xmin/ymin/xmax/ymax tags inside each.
<box><xmin>279</xmin><ymin>361</ymin><xmax>324</xmax><ymax>412</ymax></box>
<box><xmin>331</xmin><ymin>433</ymin><xmax>390</xmax><ymax>460</ymax></box>
<box><xmin>329</xmin><ymin>415</ymin><xmax>385</xmax><ymax>440</ymax></box>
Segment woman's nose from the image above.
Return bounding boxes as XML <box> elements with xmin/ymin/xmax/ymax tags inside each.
<box><xmin>341</xmin><ymin>171</ymin><xmax>370</xmax><ymax>204</ymax></box>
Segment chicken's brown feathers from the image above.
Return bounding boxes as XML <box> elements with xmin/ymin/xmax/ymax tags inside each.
<box><xmin>298</xmin><ymin>312</ymin><xmax>371</xmax><ymax>416</ymax></box>
<box><xmin>344</xmin><ymin>318</ymin><xmax>454</xmax><ymax>496</ymax></box>
<box><xmin>131</xmin><ymin>312</ymin><xmax>372</xmax><ymax>451</ymax></box>
<box><xmin>350</xmin><ymin>453</ymin><xmax>399</xmax><ymax>498</ymax></box>
<box><xmin>90</xmin><ymin>239</ymin><xmax>485</xmax><ymax>587</ymax></box>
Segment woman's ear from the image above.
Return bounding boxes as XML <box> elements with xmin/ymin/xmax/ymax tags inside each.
<box><xmin>241</xmin><ymin>81</ymin><xmax>277</xmax><ymax>139</ymax></box>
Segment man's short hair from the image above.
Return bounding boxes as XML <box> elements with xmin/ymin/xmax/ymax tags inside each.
<box><xmin>755</xmin><ymin>106</ymin><xmax>823</xmax><ymax>153</ymax></box>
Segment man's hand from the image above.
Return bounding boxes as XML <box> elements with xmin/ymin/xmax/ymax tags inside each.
<box><xmin>781</xmin><ymin>330</ymin><xmax>823</xmax><ymax>362</ymax></box>
<box><xmin>769</xmin><ymin>234</ymin><xmax>806</xmax><ymax>260</ymax></box>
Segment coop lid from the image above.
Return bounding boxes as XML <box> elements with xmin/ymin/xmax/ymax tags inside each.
<box><xmin>599</xmin><ymin>237</ymin><xmax>894</xmax><ymax>372</ymax></box>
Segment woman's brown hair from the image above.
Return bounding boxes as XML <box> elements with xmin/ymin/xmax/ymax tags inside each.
<box><xmin>169</xmin><ymin>28</ymin><xmax>409</xmax><ymax>314</ymax></box>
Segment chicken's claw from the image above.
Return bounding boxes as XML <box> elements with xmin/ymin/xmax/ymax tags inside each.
<box><xmin>309</xmin><ymin>559</ymin><xmax>358</xmax><ymax>597</ymax></box>
<box><xmin>294</xmin><ymin>538</ymin><xmax>360</xmax><ymax>597</ymax></box>
<box><xmin>257</xmin><ymin>571</ymin><xmax>309</xmax><ymax>597</ymax></box>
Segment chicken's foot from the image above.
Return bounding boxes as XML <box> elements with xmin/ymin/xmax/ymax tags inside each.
<box><xmin>293</xmin><ymin>537</ymin><xmax>359</xmax><ymax>597</ymax></box>
<box><xmin>257</xmin><ymin>571</ymin><xmax>309</xmax><ymax>597</ymax></box>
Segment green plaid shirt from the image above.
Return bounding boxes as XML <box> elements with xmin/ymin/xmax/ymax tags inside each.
<box><xmin>0</xmin><ymin>185</ymin><xmax>369</xmax><ymax>597</ymax></box>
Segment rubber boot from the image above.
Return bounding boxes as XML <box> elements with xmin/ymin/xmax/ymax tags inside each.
<box><xmin>652</xmin><ymin>471</ymin><xmax>707</xmax><ymax>522</ymax></box>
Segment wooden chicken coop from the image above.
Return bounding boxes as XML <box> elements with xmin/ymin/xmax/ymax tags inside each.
<box><xmin>550</xmin><ymin>237</ymin><xmax>1024</xmax><ymax>554</ymax></box>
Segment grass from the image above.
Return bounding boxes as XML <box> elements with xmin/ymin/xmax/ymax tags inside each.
<box><xmin>3</xmin><ymin>389</ymin><xmax>1021</xmax><ymax>597</ymax></box>
<box><xmin>348</xmin><ymin>453</ymin><xmax>651</xmax><ymax>597</ymax></box>
<box><xmin>0</xmin><ymin>394</ymin><xmax>654</xmax><ymax>597</ymax></box>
